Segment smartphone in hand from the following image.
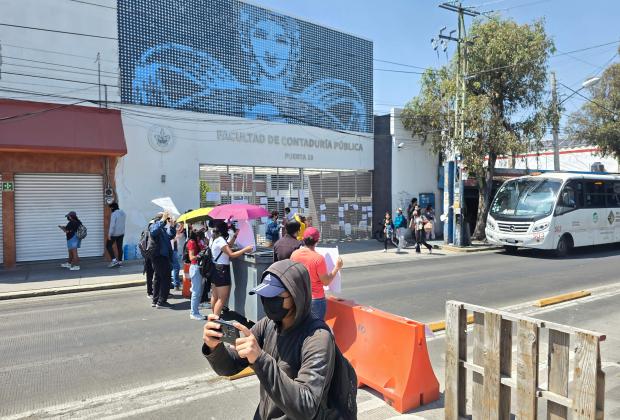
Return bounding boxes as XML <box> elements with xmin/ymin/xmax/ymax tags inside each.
<box><xmin>213</xmin><ymin>319</ymin><xmax>240</xmax><ymax>345</ymax></box>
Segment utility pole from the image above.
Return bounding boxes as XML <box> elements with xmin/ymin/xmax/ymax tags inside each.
<box><xmin>551</xmin><ymin>71</ymin><xmax>560</xmax><ymax>171</ymax></box>
<box><xmin>436</xmin><ymin>2</ymin><xmax>478</xmax><ymax>246</ymax></box>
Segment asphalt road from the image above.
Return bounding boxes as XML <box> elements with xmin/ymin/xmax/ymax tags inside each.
<box><xmin>1</xmin><ymin>244</ymin><xmax>619</xmax><ymax>419</ymax></box>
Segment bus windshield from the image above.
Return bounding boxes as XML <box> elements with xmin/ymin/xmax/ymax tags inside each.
<box><xmin>490</xmin><ymin>178</ymin><xmax>562</xmax><ymax>219</ymax></box>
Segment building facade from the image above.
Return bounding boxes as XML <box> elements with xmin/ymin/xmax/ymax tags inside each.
<box><xmin>0</xmin><ymin>0</ymin><xmax>374</xmax><ymax>265</ymax></box>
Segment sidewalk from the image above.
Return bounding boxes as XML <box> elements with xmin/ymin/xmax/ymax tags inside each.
<box><xmin>0</xmin><ymin>239</ymin><xmax>499</xmax><ymax>298</ymax></box>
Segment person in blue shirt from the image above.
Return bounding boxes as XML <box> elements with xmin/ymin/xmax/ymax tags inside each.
<box><xmin>149</xmin><ymin>211</ymin><xmax>177</xmax><ymax>309</ymax></box>
<box><xmin>265</xmin><ymin>210</ymin><xmax>281</xmax><ymax>247</ymax></box>
<box><xmin>393</xmin><ymin>208</ymin><xmax>407</xmax><ymax>253</ymax></box>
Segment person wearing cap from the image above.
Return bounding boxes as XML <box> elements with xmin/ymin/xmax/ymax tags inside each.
<box><xmin>202</xmin><ymin>260</ymin><xmax>339</xmax><ymax>419</ymax></box>
<box><xmin>290</xmin><ymin>227</ymin><xmax>343</xmax><ymax>320</ymax></box>
<box><xmin>58</xmin><ymin>211</ymin><xmax>83</xmax><ymax>271</ymax></box>
<box><xmin>393</xmin><ymin>208</ymin><xmax>408</xmax><ymax>253</ymax></box>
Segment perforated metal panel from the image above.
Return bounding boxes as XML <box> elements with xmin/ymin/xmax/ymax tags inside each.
<box><xmin>14</xmin><ymin>174</ymin><xmax>104</xmax><ymax>262</ymax></box>
<box><xmin>200</xmin><ymin>165</ymin><xmax>372</xmax><ymax>242</ymax></box>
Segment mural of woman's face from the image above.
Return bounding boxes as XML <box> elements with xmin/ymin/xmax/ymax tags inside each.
<box><xmin>250</xmin><ymin>19</ymin><xmax>290</xmax><ymax>77</ymax></box>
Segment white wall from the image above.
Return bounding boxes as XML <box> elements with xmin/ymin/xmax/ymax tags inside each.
<box><xmin>0</xmin><ymin>0</ymin><xmax>118</xmax><ymax>105</ymax></box>
<box><xmin>495</xmin><ymin>147</ymin><xmax>620</xmax><ymax>172</ymax></box>
<box><xmin>118</xmin><ymin>106</ymin><xmax>373</xmax><ymax>245</ymax></box>
<box><xmin>390</xmin><ymin>108</ymin><xmax>441</xmax><ymax>219</ymax></box>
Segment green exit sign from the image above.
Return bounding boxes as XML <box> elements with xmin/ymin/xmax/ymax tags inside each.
<box><xmin>2</xmin><ymin>182</ymin><xmax>14</xmax><ymax>191</ymax></box>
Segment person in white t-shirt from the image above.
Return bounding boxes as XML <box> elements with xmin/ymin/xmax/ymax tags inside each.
<box><xmin>210</xmin><ymin>221</ymin><xmax>253</xmax><ymax>316</ymax></box>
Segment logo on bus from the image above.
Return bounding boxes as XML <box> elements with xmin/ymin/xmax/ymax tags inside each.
<box><xmin>593</xmin><ymin>212</ymin><xmax>599</xmax><ymax>223</ymax></box>
<box><xmin>608</xmin><ymin>211</ymin><xmax>615</xmax><ymax>225</ymax></box>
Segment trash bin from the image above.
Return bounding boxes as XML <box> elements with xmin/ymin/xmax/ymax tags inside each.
<box><xmin>229</xmin><ymin>248</ymin><xmax>274</xmax><ymax>323</ymax></box>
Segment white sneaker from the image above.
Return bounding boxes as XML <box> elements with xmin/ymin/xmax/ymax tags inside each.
<box><xmin>69</xmin><ymin>265</ymin><xmax>80</xmax><ymax>271</ymax></box>
<box><xmin>190</xmin><ymin>314</ymin><xmax>205</xmax><ymax>320</ymax></box>
<box><xmin>61</xmin><ymin>262</ymin><xmax>71</xmax><ymax>268</ymax></box>
<box><xmin>107</xmin><ymin>260</ymin><xmax>118</xmax><ymax>268</ymax></box>
<box><xmin>383</xmin><ymin>249</ymin><xmax>387</xmax><ymax>253</ymax></box>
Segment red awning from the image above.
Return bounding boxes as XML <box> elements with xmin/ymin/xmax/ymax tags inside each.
<box><xmin>0</xmin><ymin>99</ymin><xmax>127</xmax><ymax>156</ymax></box>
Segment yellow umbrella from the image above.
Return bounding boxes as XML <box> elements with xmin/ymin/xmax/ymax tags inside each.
<box><xmin>177</xmin><ymin>207</ymin><xmax>214</xmax><ymax>223</ymax></box>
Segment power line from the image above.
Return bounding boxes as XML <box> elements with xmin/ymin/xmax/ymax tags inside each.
<box><xmin>2</xmin><ymin>55</ymin><xmax>118</xmax><ymax>75</ymax></box>
<box><xmin>0</xmin><ymin>22</ymin><xmax>117</xmax><ymax>40</ymax></box>
<box><xmin>67</xmin><ymin>0</ymin><xmax>117</xmax><ymax>10</ymax></box>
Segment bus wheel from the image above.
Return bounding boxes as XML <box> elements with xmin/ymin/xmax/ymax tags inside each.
<box><xmin>555</xmin><ymin>234</ymin><xmax>573</xmax><ymax>258</ymax></box>
<box><xmin>504</xmin><ymin>245</ymin><xmax>518</xmax><ymax>254</ymax></box>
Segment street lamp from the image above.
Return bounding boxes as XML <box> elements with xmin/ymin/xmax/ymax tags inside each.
<box><xmin>552</xmin><ymin>74</ymin><xmax>601</xmax><ymax>171</ymax></box>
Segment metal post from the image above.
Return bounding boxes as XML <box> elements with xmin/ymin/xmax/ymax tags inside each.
<box><xmin>551</xmin><ymin>72</ymin><xmax>560</xmax><ymax>171</ymax></box>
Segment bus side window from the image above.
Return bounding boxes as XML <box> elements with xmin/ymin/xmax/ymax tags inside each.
<box><xmin>606</xmin><ymin>182</ymin><xmax>620</xmax><ymax>207</ymax></box>
<box><xmin>556</xmin><ymin>181</ymin><xmax>581</xmax><ymax>215</ymax></box>
<box><xmin>584</xmin><ymin>181</ymin><xmax>606</xmax><ymax>208</ymax></box>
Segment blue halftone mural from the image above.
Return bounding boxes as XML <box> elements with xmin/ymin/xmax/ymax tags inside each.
<box><xmin>118</xmin><ymin>0</ymin><xmax>373</xmax><ymax>133</ymax></box>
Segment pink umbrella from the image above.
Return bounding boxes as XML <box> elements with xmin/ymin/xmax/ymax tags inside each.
<box><xmin>208</xmin><ymin>203</ymin><xmax>270</xmax><ymax>220</ymax></box>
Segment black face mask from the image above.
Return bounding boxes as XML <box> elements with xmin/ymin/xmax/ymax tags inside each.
<box><xmin>261</xmin><ymin>296</ymin><xmax>289</xmax><ymax>322</ymax></box>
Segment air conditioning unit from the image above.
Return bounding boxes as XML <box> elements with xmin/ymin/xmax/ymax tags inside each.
<box><xmin>591</xmin><ymin>162</ymin><xmax>606</xmax><ymax>173</ymax></box>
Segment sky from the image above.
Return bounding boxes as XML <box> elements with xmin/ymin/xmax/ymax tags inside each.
<box><xmin>254</xmin><ymin>0</ymin><xmax>620</xmax><ymax>130</ymax></box>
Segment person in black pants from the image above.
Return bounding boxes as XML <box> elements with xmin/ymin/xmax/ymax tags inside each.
<box><xmin>149</xmin><ymin>211</ymin><xmax>176</xmax><ymax>308</ymax></box>
<box><xmin>144</xmin><ymin>256</ymin><xmax>154</xmax><ymax>297</ymax></box>
<box><xmin>382</xmin><ymin>212</ymin><xmax>394</xmax><ymax>253</ymax></box>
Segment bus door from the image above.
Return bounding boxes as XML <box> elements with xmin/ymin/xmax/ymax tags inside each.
<box><xmin>555</xmin><ymin>180</ymin><xmax>590</xmax><ymax>246</ymax></box>
<box><xmin>605</xmin><ymin>181</ymin><xmax>620</xmax><ymax>242</ymax></box>
<box><xmin>584</xmin><ymin>180</ymin><xmax>610</xmax><ymax>244</ymax></box>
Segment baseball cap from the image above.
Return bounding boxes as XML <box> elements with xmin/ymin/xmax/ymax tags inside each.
<box><xmin>397</xmin><ymin>208</ymin><xmax>403</xmax><ymax>212</ymax></box>
<box><xmin>249</xmin><ymin>273</ymin><xmax>286</xmax><ymax>297</ymax></box>
<box><xmin>65</xmin><ymin>211</ymin><xmax>77</xmax><ymax>218</ymax></box>
<box><xmin>303</xmin><ymin>227</ymin><xmax>320</xmax><ymax>242</ymax></box>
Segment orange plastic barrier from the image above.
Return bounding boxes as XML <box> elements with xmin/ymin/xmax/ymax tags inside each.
<box><xmin>325</xmin><ymin>296</ymin><xmax>439</xmax><ymax>413</ymax></box>
<box><xmin>182</xmin><ymin>263</ymin><xmax>191</xmax><ymax>298</ymax></box>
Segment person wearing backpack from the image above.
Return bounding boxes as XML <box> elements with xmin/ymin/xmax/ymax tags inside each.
<box><xmin>58</xmin><ymin>211</ymin><xmax>83</xmax><ymax>271</ymax></box>
<box><xmin>202</xmin><ymin>260</ymin><xmax>357</xmax><ymax>420</ymax></box>
<box><xmin>148</xmin><ymin>211</ymin><xmax>177</xmax><ymax>309</ymax></box>
<box><xmin>209</xmin><ymin>221</ymin><xmax>253</xmax><ymax>316</ymax></box>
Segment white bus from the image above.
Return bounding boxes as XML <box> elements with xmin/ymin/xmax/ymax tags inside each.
<box><xmin>485</xmin><ymin>172</ymin><xmax>620</xmax><ymax>256</ymax></box>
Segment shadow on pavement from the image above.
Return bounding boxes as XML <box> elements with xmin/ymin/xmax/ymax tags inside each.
<box><xmin>502</xmin><ymin>242</ymin><xmax>620</xmax><ymax>260</ymax></box>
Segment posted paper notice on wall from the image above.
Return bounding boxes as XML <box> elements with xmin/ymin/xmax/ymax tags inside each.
<box><xmin>315</xmin><ymin>247</ymin><xmax>341</xmax><ymax>294</ymax></box>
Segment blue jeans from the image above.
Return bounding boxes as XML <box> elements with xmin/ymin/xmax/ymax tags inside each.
<box><xmin>311</xmin><ymin>297</ymin><xmax>327</xmax><ymax>320</ymax></box>
<box><xmin>189</xmin><ymin>264</ymin><xmax>203</xmax><ymax>317</ymax></box>
<box><xmin>171</xmin><ymin>251</ymin><xmax>181</xmax><ymax>287</ymax></box>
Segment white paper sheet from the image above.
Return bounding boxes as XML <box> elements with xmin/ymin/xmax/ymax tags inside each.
<box><xmin>344</xmin><ymin>204</ymin><xmax>349</xmax><ymax>211</ymax></box>
<box><xmin>316</xmin><ymin>247</ymin><xmax>341</xmax><ymax>294</ymax></box>
<box><xmin>338</xmin><ymin>206</ymin><xmax>344</xmax><ymax>211</ymax></box>
<box><xmin>232</xmin><ymin>199</ymin><xmax>248</xmax><ymax>204</ymax></box>
<box><xmin>151</xmin><ymin>197</ymin><xmax>181</xmax><ymax>217</ymax></box>
<box><xmin>361</xmin><ymin>214</ymin><xmax>367</xmax><ymax>220</ymax></box>
<box><xmin>291</xmin><ymin>200</ymin><xmax>298</xmax><ymax>207</ymax></box>
<box><xmin>205</xmin><ymin>192</ymin><xmax>221</xmax><ymax>202</ymax></box>
<box><xmin>338</xmin><ymin>210</ymin><xmax>344</xmax><ymax>217</ymax></box>
<box><xmin>320</xmin><ymin>214</ymin><xmax>326</xmax><ymax>222</ymax></box>
<box><xmin>235</xmin><ymin>220</ymin><xmax>256</xmax><ymax>251</ymax></box>
<box><xmin>361</xmin><ymin>206</ymin><xmax>367</xmax><ymax>212</ymax></box>
<box><xmin>344</xmin><ymin>223</ymin><xmax>352</xmax><ymax>235</ymax></box>
<box><xmin>319</xmin><ymin>204</ymin><xmax>326</xmax><ymax>211</ymax></box>
<box><xmin>260</xmin><ymin>197</ymin><xmax>268</xmax><ymax>204</ymax></box>
<box><xmin>352</xmin><ymin>204</ymin><xmax>358</xmax><ymax>210</ymax></box>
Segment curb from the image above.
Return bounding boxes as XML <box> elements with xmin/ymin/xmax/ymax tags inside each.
<box><xmin>429</xmin><ymin>314</ymin><xmax>474</xmax><ymax>332</ymax></box>
<box><xmin>437</xmin><ymin>244</ymin><xmax>502</xmax><ymax>253</ymax></box>
<box><xmin>0</xmin><ymin>280</ymin><xmax>146</xmax><ymax>301</ymax></box>
<box><xmin>535</xmin><ymin>290</ymin><xmax>591</xmax><ymax>307</ymax></box>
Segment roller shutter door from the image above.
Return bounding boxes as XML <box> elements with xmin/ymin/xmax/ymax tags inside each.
<box><xmin>0</xmin><ymin>175</ymin><xmax>3</xmax><ymax>264</ymax></box>
<box><xmin>15</xmin><ymin>174</ymin><xmax>104</xmax><ymax>262</ymax></box>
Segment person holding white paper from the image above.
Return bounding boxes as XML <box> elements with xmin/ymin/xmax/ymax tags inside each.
<box><xmin>291</xmin><ymin>227</ymin><xmax>343</xmax><ymax>320</ymax></box>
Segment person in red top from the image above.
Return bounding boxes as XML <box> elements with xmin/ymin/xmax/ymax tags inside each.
<box><xmin>187</xmin><ymin>229</ymin><xmax>206</xmax><ymax>320</ymax></box>
<box><xmin>290</xmin><ymin>227</ymin><xmax>343</xmax><ymax>319</ymax></box>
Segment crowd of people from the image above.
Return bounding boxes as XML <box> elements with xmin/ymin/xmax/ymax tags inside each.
<box><xmin>382</xmin><ymin>199</ymin><xmax>436</xmax><ymax>254</ymax></box>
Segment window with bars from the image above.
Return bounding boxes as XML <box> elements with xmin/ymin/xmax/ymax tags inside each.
<box><xmin>199</xmin><ymin>165</ymin><xmax>373</xmax><ymax>242</ymax></box>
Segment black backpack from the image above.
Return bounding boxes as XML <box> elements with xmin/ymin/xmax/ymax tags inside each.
<box><xmin>181</xmin><ymin>241</ymin><xmax>190</xmax><ymax>264</ymax></box>
<box><xmin>198</xmin><ymin>246</ymin><xmax>223</xmax><ymax>279</ymax></box>
<box><xmin>305</xmin><ymin>318</ymin><xmax>358</xmax><ymax>420</ymax></box>
<box><xmin>138</xmin><ymin>223</ymin><xmax>160</xmax><ymax>259</ymax></box>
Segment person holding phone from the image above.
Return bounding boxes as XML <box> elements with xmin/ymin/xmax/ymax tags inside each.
<box><xmin>202</xmin><ymin>260</ymin><xmax>340</xmax><ymax>419</ymax></box>
<box><xmin>209</xmin><ymin>221</ymin><xmax>253</xmax><ymax>316</ymax></box>
<box><xmin>59</xmin><ymin>211</ymin><xmax>82</xmax><ymax>271</ymax></box>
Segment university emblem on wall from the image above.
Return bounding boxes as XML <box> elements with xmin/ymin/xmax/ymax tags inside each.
<box><xmin>148</xmin><ymin>126</ymin><xmax>175</xmax><ymax>153</ymax></box>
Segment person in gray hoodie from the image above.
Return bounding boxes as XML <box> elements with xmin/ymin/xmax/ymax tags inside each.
<box><xmin>202</xmin><ymin>260</ymin><xmax>337</xmax><ymax>419</ymax></box>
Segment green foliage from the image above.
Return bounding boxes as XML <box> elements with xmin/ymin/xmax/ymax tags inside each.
<box><xmin>568</xmin><ymin>58</ymin><xmax>620</xmax><ymax>158</ymax></box>
<box><xmin>199</xmin><ymin>180</ymin><xmax>211</xmax><ymax>207</ymax></box>
<box><xmin>401</xmin><ymin>16</ymin><xmax>554</xmax><ymax>238</ymax></box>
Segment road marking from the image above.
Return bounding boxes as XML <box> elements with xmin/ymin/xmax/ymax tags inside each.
<box><xmin>0</xmin><ymin>353</ymin><xmax>92</xmax><ymax>374</ymax></box>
